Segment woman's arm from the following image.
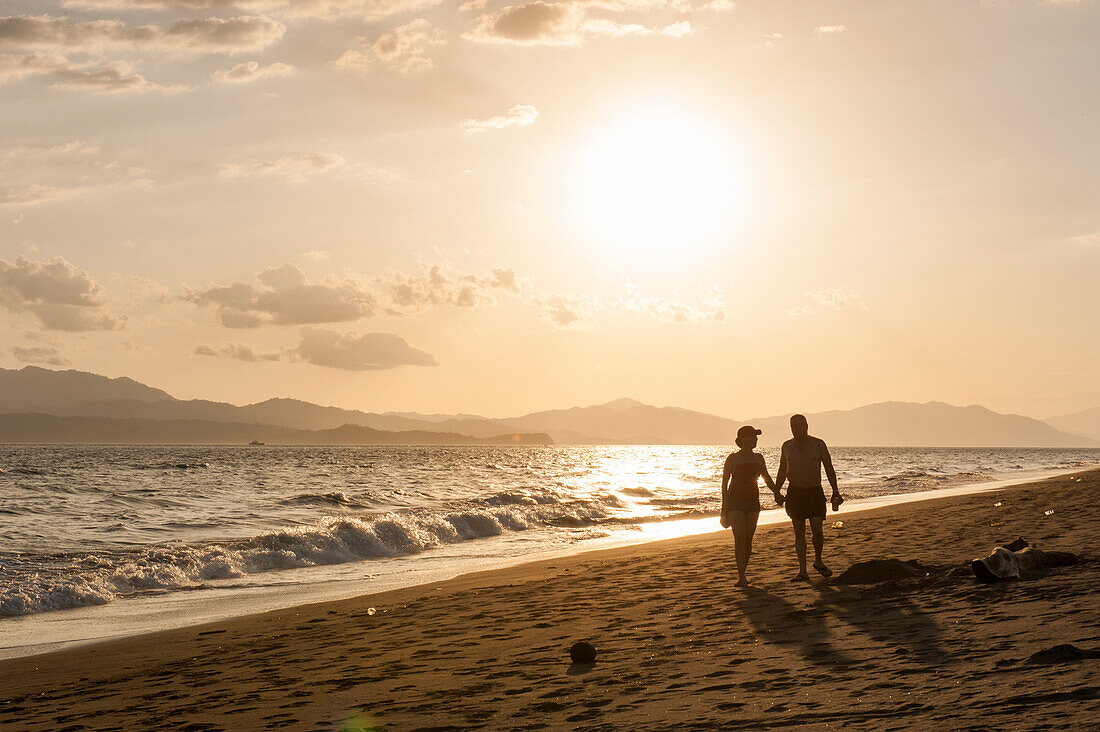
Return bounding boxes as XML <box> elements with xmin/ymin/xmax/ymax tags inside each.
<box><xmin>721</xmin><ymin>454</ymin><xmax>734</xmax><ymax>497</ymax></box>
<box><xmin>759</xmin><ymin>454</ymin><xmax>784</xmax><ymax>504</ymax></box>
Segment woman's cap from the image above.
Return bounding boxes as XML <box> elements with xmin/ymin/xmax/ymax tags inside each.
<box><xmin>737</xmin><ymin>425</ymin><xmax>762</xmax><ymax>439</ymax></box>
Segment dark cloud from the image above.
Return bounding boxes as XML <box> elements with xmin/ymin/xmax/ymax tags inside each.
<box><xmin>10</xmin><ymin>344</ymin><xmax>70</xmax><ymax>366</ymax></box>
<box><xmin>0</xmin><ymin>15</ymin><xmax>285</xmax><ymax>54</ymax></box>
<box><xmin>183</xmin><ymin>262</ymin><xmax>521</xmax><ymax>327</ymax></box>
<box><xmin>0</xmin><ymin>52</ymin><xmax>175</xmax><ymax>92</ymax></box>
<box><xmin>0</xmin><ymin>256</ymin><xmax>124</xmax><ymax>331</ymax></box>
<box><xmin>193</xmin><ymin>343</ymin><xmax>281</xmax><ymax>361</ymax></box>
<box><xmin>292</xmin><ymin>327</ymin><xmax>438</xmax><ymax>370</ymax></box>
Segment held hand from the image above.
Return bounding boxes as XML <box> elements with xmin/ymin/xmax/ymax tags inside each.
<box><xmin>830</xmin><ymin>490</ymin><xmax>844</xmax><ymax>512</ymax></box>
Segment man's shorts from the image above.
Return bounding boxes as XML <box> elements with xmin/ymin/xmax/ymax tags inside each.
<box><xmin>785</xmin><ymin>484</ymin><xmax>826</xmax><ymax>521</ymax></box>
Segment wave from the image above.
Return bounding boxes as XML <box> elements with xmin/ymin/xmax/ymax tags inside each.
<box><xmin>281</xmin><ymin>491</ymin><xmax>367</xmax><ymax>508</ymax></box>
<box><xmin>0</xmin><ymin>498</ymin><xmax>619</xmax><ymax>617</ymax></box>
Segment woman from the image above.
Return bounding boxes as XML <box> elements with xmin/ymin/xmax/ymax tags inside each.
<box><xmin>721</xmin><ymin>425</ymin><xmax>782</xmax><ymax>587</ymax></box>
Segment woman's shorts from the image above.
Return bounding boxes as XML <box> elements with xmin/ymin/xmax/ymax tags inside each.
<box><xmin>785</xmin><ymin>484</ymin><xmax>826</xmax><ymax>520</ymax></box>
<box><xmin>726</xmin><ymin>499</ymin><xmax>761</xmax><ymax>515</ymax></box>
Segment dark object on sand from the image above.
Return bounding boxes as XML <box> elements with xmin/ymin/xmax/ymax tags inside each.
<box><xmin>971</xmin><ymin>540</ymin><xmax>1077</xmax><ymax>583</ymax></box>
<box><xmin>1026</xmin><ymin>644</ymin><xmax>1100</xmax><ymax>666</ymax></box>
<box><xmin>570</xmin><ymin>641</ymin><xmax>597</xmax><ymax>664</ymax></box>
<box><xmin>836</xmin><ymin>559</ymin><xmax>927</xmax><ymax>584</ymax></box>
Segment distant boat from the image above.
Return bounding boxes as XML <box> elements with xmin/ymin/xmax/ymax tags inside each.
<box><xmin>248</xmin><ymin>440</ymin><xmax>265</xmax><ymax>446</ymax></box>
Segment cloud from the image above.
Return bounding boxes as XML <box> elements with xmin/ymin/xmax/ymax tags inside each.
<box><xmin>787</xmin><ymin>288</ymin><xmax>867</xmax><ymax>316</ymax></box>
<box><xmin>385</xmin><ymin>265</ymin><xmax>520</xmax><ymax>310</ymax></box>
<box><xmin>461</xmin><ymin>104</ymin><xmax>540</xmax><ymax>133</ymax></box>
<box><xmin>218</xmin><ymin>153</ymin><xmax>344</xmax><ymax>181</ymax></box>
<box><xmin>537</xmin><ymin>293</ymin><xmax>604</xmax><ymax>329</ymax></box>
<box><xmin>0</xmin><ymin>184</ymin><xmax>77</xmax><ymax>206</ymax></box>
<box><xmin>10</xmin><ymin>344</ymin><xmax>70</xmax><ymax>366</ymax></box>
<box><xmin>193</xmin><ymin>342</ymin><xmax>281</xmax><ymax>361</ymax></box>
<box><xmin>754</xmin><ymin>32</ymin><xmax>783</xmax><ymax>50</ymax></box>
<box><xmin>335</xmin><ymin>19</ymin><xmax>444</xmax><ymax>73</ymax></box>
<box><xmin>212</xmin><ymin>60</ymin><xmax>295</xmax><ymax>83</ymax></box>
<box><xmin>0</xmin><ymin>15</ymin><xmax>285</xmax><ymax>54</ymax></box>
<box><xmin>814</xmin><ymin>25</ymin><xmax>846</xmax><ymax>34</ymax></box>
<box><xmin>619</xmin><ymin>284</ymin><xmax>725</xmax><ymax>323</ymax></box>
<box><xmin>291</xmin><ymin>327</ymin><xmax>438</xmax><ymax>370</ymax></box>
<box><xmin>0</xmin><ymin>256</ymin><xmax>125</xmax><ymax>331</ymax></box>
<box><xmin>62</xmin><ymin>0</ymin><xmax>445</xmax><ymax>21</ymax></box>
<box><xmin>0</xmin><ymin>52</ymin><xmax>180</xmax><ymax>92</ymax></box>
<box><xmin>806</xmin><ymin>288</ymin><xmax>866</xmax><ymax>310</ymax></box>
<box><xmin>466</xmin><ymin>2</ymin><xmax>691</xmax><ymax>46</ymax></box>
<box><xmin>182</xmin><ymin>262</ymin><xmax>520</xmax><ymax>327</ymax></box>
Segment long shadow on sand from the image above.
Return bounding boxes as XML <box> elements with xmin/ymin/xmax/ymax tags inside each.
<box><xmin>811</xmin><ymin>583</ymin><xmax>951</xmax><ymax>664</ymax></box>
<box><xmin>732</xmin><ymin>587</ymin><xmax>856</xmax><ymax>668</ymax></box>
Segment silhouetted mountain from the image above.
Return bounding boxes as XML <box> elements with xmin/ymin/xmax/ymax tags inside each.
<box><xmin>498</xmin><ymin>400</ymin><xmax>737</xmax><ymax>443</ymax></box>
<box><xmin>0</xmin><ymin>413</ymin><xmax>551</xmax><ymax>446</ymax></box>
<box><xmin>742</xmin><ymin>402</ymin><xmax>1096</xmax><ymax>448</ymax></box>
<box><xmin>1</xmin><ymin>368</ymin><xmax>1094</xmax><ymax>447</ymax></box>
<box><xmin>1045</xmin><ymin>406</ymin><xmax>1100</xmax><ymax>442</ymax></box>
<box><xmin>0</xmin><ymin>366</ymin><xmax>172</xmax><ymax>411</ymax></box>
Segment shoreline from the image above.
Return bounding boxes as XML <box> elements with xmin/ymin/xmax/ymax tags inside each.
<box><xmin>2</xmin><ymin>468</ymin><xmax>1098</xmax><ymax>729</ymax></box>
<box><xmin>0</xmin><ymin>464</ymin><xmax>1093</xmax><ymax>661</ymax></box>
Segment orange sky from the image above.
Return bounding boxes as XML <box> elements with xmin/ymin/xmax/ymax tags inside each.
<box><xmin>1</xmin><ymin>0</ymin><xmax>1097</xmax><ymax>419</ymax></box>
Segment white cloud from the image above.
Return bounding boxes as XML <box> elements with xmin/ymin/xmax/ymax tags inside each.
<box><xmin>537</xmin><ymin>293</ymin><xmax>604</xmax><ymax>329</ymax></box>
<box><xmin>0</xmin><ymin>256</ymin><xmax>125</xmax><ymax>331</ymax></box>
<box><xmin>619</xmin><ymin>284</ymin><xmax>725</xmax><ymax>323</ymax></box>
<box><xmin>787</xmin><ymin>288</ymin><xmax>867</xmax><ymax>316</ymax></box>
<box><xmin>0</xmin><ymin>184</ymin><xmax>78</xmax><ymax>206</ymax></box>
<box><xmin>335</xmin><ymin>19</ymin><xmax>444</xmax><ymax>73</ymax></box>
<box><xmin>212</xmin><ymin>60</ymin><xmax>295</xmax><ymax>83</ymax></box>
<box><xmin>814</xmin><ymin>25</ymin><xmax>846</xmax><ymax>34</ymax></box>
<box><xmin>0</xmin><ymin>15</ymin><xmax>286</xmax><ymax>54</ymax></box>
<box><xmin>218</xmin><ymin>153</ymin><xmax>344</xmax><ymax>181</ymax></box>
<box><xmin>461</xmin><ymin>104</ymin><xmax>540</xmax><ymax>133</ymax></box>
<box><xmin>292</xmin><ymin>327</ymin><xmax>438</xmax><ymax>370</ymax></box>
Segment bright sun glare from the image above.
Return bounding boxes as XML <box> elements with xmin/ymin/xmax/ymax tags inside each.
<box><xmin>572</xmin><ymin>104</ymin><xmax>745</xmax><ymax>252</ymax></box>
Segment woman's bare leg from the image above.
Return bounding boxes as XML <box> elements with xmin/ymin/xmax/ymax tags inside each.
<box><xmin>731</xmin><ymin>510</ymin><xmax>752</xmax><ymax>586</ymax></box>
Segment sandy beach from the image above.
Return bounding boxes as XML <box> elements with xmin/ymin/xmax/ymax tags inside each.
<box><xmin>2</xmin><ymin>469</ymin><xmax>1098</xmax><ymax>730</ymax></box>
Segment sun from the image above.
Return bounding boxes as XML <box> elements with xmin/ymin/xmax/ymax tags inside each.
<box><xmin>570</xmin><ymin>102</ymin><xmax>746</xmax><ymax>254</ymax></box>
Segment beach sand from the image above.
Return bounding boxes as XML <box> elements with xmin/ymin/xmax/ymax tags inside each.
<box><xmin>2</xmin><ymin>470</ymin><xmax>1098</xmax><ymax>730</ymax></box>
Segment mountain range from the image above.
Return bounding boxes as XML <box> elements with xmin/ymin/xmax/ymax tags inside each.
<box><xmin>0</xmin><ymin>366</ymin><xmax>1096</xmax><ymax>447</ymax></box>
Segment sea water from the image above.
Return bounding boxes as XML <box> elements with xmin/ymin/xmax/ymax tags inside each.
<box><xmin>1</xmin><ymin>445</ymin><xmax>1097</xmax><ymax>657</ymax></box>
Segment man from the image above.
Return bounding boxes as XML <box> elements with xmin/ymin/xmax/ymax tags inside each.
<box><xmin>775</xmin><ymin>414</ymin><xmax>843</xmax><ymax>580</ymax></box>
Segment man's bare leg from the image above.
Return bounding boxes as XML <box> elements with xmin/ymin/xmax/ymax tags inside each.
<box><xmin>791</xmin><ymin>519</ymin><xmax>809</xmax><ymax>580</ymax></box>
<box><xmin>809</xmin><ymin>517</ymin><xmax>833</xmax><ymax>577</ymax></box>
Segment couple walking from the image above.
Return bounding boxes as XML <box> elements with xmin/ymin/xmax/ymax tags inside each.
<box><xmin>720</xmin><ymin>414</ymin><xmax>843</xmax><ymax>587</ymax></box>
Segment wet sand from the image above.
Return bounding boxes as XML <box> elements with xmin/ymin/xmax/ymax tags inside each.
<box><xmin>2</xmin><ymin>469</ymin><xmax>1098</xmax><ymax>730</ymax></box>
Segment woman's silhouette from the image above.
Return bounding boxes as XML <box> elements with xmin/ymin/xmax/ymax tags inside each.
<box><xmin>721</xmin><ymin>425</ymin><xmax>782</xmax><ymax>587</ymax></box>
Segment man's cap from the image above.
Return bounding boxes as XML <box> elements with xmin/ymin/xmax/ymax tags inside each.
<box><xmin>737</xmin><ymin>425</ymin><xmax>762</xmax><ymax>439</ymax></box>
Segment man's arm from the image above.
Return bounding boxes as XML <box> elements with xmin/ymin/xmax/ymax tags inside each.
<box><xmin>821</xmin><ymin>441</ymin><xmax>839</xmax><ymax>495</ymax></box>
<box><xmin>775</xmin><ymin>444</ymin><xmax>787</xmax><ymax>491</ymax></box>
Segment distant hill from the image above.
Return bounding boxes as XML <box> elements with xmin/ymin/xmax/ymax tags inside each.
<box><xmin>1045</xmin><ymin>406</ymin><xmax>1100</xmax><ymax>442</ymax></box>
<box><xmin>743</xmin><ymin>402</ymin><xmax>1097</xmax><ymax>448</ymax></box>
<box><xmin>0</xmin><ymin>413</ymin><xmax>551</xmax><ymax>446</ymax></box>
<box><xmin>0</xmin><ymin>367</ymin><xmax>1094</xmax><ymax>447</ymax></box>
<box><xmin>0</xmin><ymin>366</ymin><xmax>172</xmax><ymax>411</ymax></box>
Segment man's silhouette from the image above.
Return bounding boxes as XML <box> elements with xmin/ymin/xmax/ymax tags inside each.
<box><xmin>775</xmin><ymin>414</ymin><xmax>843</xmax><ymax>580</ymax></box>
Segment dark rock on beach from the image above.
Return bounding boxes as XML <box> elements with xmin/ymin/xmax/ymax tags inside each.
<box><xmin>1026</xmin><ymin>644</ymin><xmax>1100</xmax><ymax>666</ymax></box>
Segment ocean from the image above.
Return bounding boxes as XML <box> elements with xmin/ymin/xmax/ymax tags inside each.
<box><xmin>2</xmin><ymin>445</ymin><xmax>1098</xmax><ymax>658</ymax></box>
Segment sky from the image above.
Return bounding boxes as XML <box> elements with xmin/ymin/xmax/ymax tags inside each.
<box><xmin>0</xmin><ymin>0</ymin><xmax>1097</xmax><ymax>420</ymax></box>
